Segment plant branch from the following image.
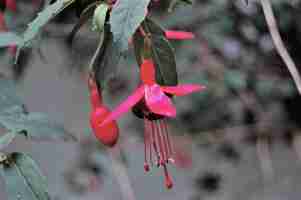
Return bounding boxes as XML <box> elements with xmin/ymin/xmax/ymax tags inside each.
<box><xmin>260</xmin><ymin>0</ymin><xmax>301</xmax><ymax>95</ymax></box>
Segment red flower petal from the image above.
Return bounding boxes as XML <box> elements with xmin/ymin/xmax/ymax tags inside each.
<box><xmin>5</xmin><ymin>0</ymin><xmax>17</xmax><ymax>12</ymax></box>
<box><xmin>145</xmin><ymin>84</ymin><xmax>176</xmax><ymax>117</ymax></box>
<box><xmin>161</xmin><ymin>84</ymin><xmax>205</xmax><ymax>96</ymax></box>
<box><xmin>140</xmin><ymin>59</ymin><xmax>156</xmax><ymax>85</ymax></box>
<box><xmin>90</xmin><ymin>106</ymin><xmax>119</xmax><ymax>147</ymax></box>
<box><xmin>100</xmin><ymin>86</ymin><xmax>145</xmax><ymax>126</ymax></box>
<box><xmin>165</xmin><ymin>30</ymin><xmax>195</xmax><ymax>40</ymax></box>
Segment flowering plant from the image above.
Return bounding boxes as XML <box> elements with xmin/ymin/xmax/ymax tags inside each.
<box><xmin>0</xmin><ymin>0</ymin><xmax>298</xmax><ymax>199</ymax></box>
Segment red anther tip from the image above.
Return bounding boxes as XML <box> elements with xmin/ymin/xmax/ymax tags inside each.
<box><xmin>144</xmin><ymin>163</ymin><xmax>150</xmax><ymax>172</ymax></box>
<box><xmin>165</xmin><ymin>178</ymin><xmax>173</xmax><ymax>189</ymax></box>
<box><xmin>159</xmin><ymin>159</ymin><xmax>165</xmax><ymax>166</ymax></box>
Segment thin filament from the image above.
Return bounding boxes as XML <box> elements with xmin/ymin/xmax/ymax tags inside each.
<box><xmin>157</xmin><ymin>120</ymin><xmax>167</xmax><ymax>163</ymax></box>
<box><xmin>143</xmin><ymin>117</ymin><xmax>148</xmax><ymax>170</ymax></box>
<box><xmin>160</xmin><ymin>120</ymin><xmax>170</xmax><ymax>161</ymax></box>
<box><xmin>163</xmin><ymin>119</ymin><xmax>173</xmax><ymax>156</ymax></box>
<box><xmin>150</xmin><ymin>121</ymin><xmax>160</xmax><ymax>166</ymax></box>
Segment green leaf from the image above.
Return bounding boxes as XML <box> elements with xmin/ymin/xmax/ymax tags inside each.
<box><xmin>0</xmin><ymin>152</ymin><xmax>50</xmax><ymax>200</ymax></box>
<box><xmin>0</xmin><ymin>32</ymin><xmax>22</xmax><ymax>47</ymax></box>
<box><xmin>110</xmin><ymin>0</ymin><xmax>151</xmax><ymax>51</ymax></box>
<box><xmin>168</xmin><ymin>0</ymin><xmax>193</xmax><ymax>12</ymax></box>
<box><xmin>0</xmin><ymin>132</ymin><xmax>16</xmax><ymax>150</ymax></box>
<box><xmin>134</xmin><ymin>18</ymin><xmax>178</xmax><ymax>86</ymax></box>
<box><xmin>0</xmin><ymin>106</ymin><xmax>76</xmax><ymax>141</ymax></box>
<box><xmin>92</xmin><ymin>3</ymin><xmax>109</xmax><ymax>32</ymax></box>
<box><xmin>0</xmin><ymin>77</ymin><xmax>75</xmax><ymax>141</ymax></box>
<box><xmin>16</xmin><ymin>0</ymin><xmax>75</xmax><ymax>60</ymax></box>
<box><xmin>0</xmin><ymin>77</ymin><xmax>24</xmax><ymax>112</ymax></box>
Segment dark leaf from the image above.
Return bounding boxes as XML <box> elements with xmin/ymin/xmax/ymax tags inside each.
<box><xmin>0</xmin><ymin>152</ymin><xmax>50</xmax><ymax>200</ymax></box>
<box><xmin>168</xmin><ymin>0</ymin><xmax>193</xmax><ymax>12</ymax></box>
<box><xmin>67</xmin><ymin>2</ymin><xmax>98</xmax><ymax>45</ymax></box>
<box><xmin>179</xmin><ymin>0</ymin><xmax>192</xmax><ymax>4</ymax></box>
<box><xmin>0</xmin><ymin>106</ymin><xmax>76</xmax><ymax>141</ymax></box>
<box><xmin>134</xmin><ymin>18</ymin><xmax>178</xmax><ymax>86</ymax></box>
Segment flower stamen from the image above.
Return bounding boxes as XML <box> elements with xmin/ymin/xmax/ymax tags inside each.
<box><xmin>142</xmin><ymin>117</ymin><xmax>175</xmax><ymax>189</ymax></box>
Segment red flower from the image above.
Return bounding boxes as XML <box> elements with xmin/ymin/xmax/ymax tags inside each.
<box><xmin>165</xmin><ymin>30</ymin><xmax>195</xmax><ymax>40</ymax></box>
<box><xmin>100</xmin><ymin>59</ymin><xmax>205</xmax><ymax>188</ymax></box>
<box><xmin>101</xmin><ymin>59</ymin><xmax>205</xmax><ymax>125</ymax></box>
<box><xmin>88</xmin><ymin>78</ymin><xmax>119</xmax><ymax>147</ymax></box>
<box><xmin>5</xmin><ymin>0</ymin><xmax>17</xmax><ymax>12</ymax></box>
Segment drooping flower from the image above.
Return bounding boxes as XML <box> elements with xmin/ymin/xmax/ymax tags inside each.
<box><xmin>5</xmin><ymin>0</ymin><xmax>17</xmax><ymax>12</ymax></box>
<box><xmin>101</xmin><ymin>59</ymin><xmax>205</xmax><ymax>124</ymax></box>
<box><xmin>165</xmin><ymin>30</ymin><xmax>195</xmax><ymax>40</ymax></box>
<box><xmin>100</xmin><ymin>59</ymin><xmax>205</xmax><ymax>188</ymax></box>
<box><xmin>88</xmin><ymin>77</ymin><xmax>119</xmax><ymax>147</ymax></box>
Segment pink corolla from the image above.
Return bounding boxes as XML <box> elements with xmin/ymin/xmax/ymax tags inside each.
<box><xmin>101</xmin><ymin>59</ymin><xmax>205</xmax><ymax>124</ymax></box>
<box><xmin>101</xmin><ymin>59</ymin><xmax>205</xmax><ymax>188</ymax></box>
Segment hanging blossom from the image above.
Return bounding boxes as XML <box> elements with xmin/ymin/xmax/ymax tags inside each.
<box><xmin>88</xmin><ymin>77</ymin><xmax>119</xmax><ymax>147</ymax></box>
<box><xmin>4</xmin><ymin>0</ymin><xmax>17</xmax><ymax>12</ymax></box>
<box><xmin>100</xmin><ymin>59</ymin><xmax>205</xmax><ymax>188</ymax></box>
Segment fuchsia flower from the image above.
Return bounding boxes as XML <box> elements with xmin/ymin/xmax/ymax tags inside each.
<box><xmin>165</xmin><ymin>30</ymin><xmax>195</xmax><ymax>40</ymax></box>
<box><xmin>101</xmin><ymin>59</ymin><xmax>205</xmax><ymax>189</ymax></box>
<box><xmin>88</xmin><ymin>77</ymin><xmax>119</xmax><ymax>147</ymax></box>
<box><xmin>101</xmin><ymin>59</ymin><xmax>204</xmax><ymax>123</ymax></box>
<box><xmin>5</xmin><ymin>0</ymin><xmax>17</xmax><ymax>12</ymax></box>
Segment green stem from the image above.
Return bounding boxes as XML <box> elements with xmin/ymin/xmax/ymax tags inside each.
<box><xmin>88</xmin><ymin>32</ymin><xmax>105</xmax><ymax>78</ymax></box>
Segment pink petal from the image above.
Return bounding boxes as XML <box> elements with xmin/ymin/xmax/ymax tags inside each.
<box><xmin>161</xmin><ymin>84</ymin><xmax>206</xmax><ymax>96</ymax></box>
<box><xmin>145</xmin><ymin>84</ymin><xmax>176</xmax><ymax>117</ymax></box>
<box><xmin>100</xmin><ymin>86</ymin><xmax>145</xmax><ymax>126</ymax></box>
<box><xmin>165</xmin><ymin>30</ymin><xmax>195</xmax><ymax>40</ymax></box>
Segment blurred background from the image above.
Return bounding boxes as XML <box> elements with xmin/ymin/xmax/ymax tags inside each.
<box><xmin>2</xmin><ymin>0</ymin><xmax>301</xmax><ymax>199</ymax></box>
